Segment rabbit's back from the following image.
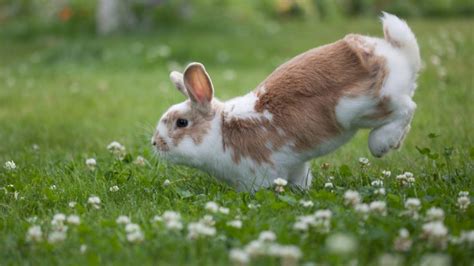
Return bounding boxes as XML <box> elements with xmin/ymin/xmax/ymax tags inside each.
<box><xmin>254</xmin><ymin>36</ymin><xmax>388</xmax><ymax>152</ymax></box>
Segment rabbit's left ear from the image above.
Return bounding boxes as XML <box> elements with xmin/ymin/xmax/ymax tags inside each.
<box><xmin>183</xmin><ymin>62</ymin><xmax>214</xmax><ymax>111</ymax></box>
<box><xmin>169</xmin><ymin>71</ymin><xmax>189</xmax><ymax>97</ymax></box>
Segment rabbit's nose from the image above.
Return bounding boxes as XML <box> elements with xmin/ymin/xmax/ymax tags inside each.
<box><xmin>152</xmin><ymin>141</ymin><xmax>157</xmax><ymax>146</ymax></box>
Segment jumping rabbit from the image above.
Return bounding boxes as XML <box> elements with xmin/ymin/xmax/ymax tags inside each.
<box><xmin>152</xmin><ymin>13</ymin><xmax>420</xmax><ymax>191</ymax></box>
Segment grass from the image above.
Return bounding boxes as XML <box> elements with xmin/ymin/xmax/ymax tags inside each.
<box><xmin>0</xmin><ymin>17</ymin><xmax>473</xmax><ymax>265</ymax></box>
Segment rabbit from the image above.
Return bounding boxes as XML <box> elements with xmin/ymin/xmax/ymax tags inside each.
<box><xmin>152</xmin><ymin>12</ymin><xmax>420</xmax><ymax>192</ymax></box>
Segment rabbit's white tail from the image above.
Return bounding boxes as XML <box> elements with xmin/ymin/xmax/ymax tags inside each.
<box><xmin>381</xmin><ymin>12</ymin><xmax>421</xmax><ymax>73</ymax></box>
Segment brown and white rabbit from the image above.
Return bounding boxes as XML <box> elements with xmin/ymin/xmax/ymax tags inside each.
<box><xmin>152</xmin><ymin>13</ymin><xmax>420</xmax><ymax>191</ymax></box>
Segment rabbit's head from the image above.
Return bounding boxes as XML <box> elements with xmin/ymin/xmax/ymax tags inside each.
<box><xmin>152</xmin><ymin>63</ymin><xmax>222</xmax><ymax>166</ymax></box>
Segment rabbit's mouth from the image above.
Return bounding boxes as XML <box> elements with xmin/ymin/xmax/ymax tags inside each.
<box><xmin>152</xmin><ymin>134</ymin><xmax>170</xmax><ymax>152</ymax></box>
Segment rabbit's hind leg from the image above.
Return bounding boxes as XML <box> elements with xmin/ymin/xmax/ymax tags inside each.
<box><xmin>368</xmin><ymin>95</ymin><xmax>416</xmax><ymax>157</ymax></box>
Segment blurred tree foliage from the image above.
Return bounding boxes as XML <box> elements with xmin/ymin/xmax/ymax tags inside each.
<box><xmin>0</xmin><ymin>0</ymin><xmax>473</xmax><ymax>35</ymax></box>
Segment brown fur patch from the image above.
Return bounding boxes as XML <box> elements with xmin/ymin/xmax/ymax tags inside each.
<box><xmin>164</xmin><ymin>102</ymin><xmax>214</xmax><ymax>146</ymax></box>
<box><xmin>155</xmin><ymin>136</ymin><xmax>170</xmax><ymax>152</ymax></box>
<box><xmin>221</xmin><ymin>114</ymin><xmax>287</xmax><ymax>165</ymax></box>
<box><xmin>222</xmin><ymin>34</ymin><xmax>390</xmax><ymax>164</ymax></box>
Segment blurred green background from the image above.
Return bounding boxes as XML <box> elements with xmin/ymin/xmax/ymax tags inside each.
<box><xmin>1</xmin><ymin>2</ymin><xmax>473</xmax><ymax>265</ymax></box>
<box><xmin>1</xmin><ymin>0</ymin><xmax>473</xmax><ymax>37</ymax></box>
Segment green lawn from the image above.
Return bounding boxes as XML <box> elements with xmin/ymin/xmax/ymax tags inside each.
<box><xmin>0</xmin><ymin>17</ymin><xmax>473</xmax><ymax>265</ymax></box>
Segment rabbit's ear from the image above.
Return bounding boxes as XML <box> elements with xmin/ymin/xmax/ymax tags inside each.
<box><xmin>183</xmin><ymin>63</ymin><xmax>214</xmax><ymax>110</ymax></box>
<box><xmin>169</xmin><ymin>71</ymin><xmax>188</xmax><ymax>97</ymax></box>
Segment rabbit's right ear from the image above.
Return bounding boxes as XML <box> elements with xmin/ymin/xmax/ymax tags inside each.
<box><xmin>183</xmin><ymin>63</ymin><xmax>214</xmax><ymax>113</ymax></box>
<box><xmin>169</xmin><ymin>71</ymin><xmax>189</xmax><ymax>97</ymax></box>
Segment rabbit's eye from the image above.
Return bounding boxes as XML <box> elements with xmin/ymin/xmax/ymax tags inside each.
<box><xmin>176</xmin><ymin>118</ymin><xmax>188</xmax><ymax>128</ymax></box>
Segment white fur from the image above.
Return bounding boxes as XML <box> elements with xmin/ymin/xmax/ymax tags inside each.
<box><xmin>154</xmin><ymin>13</ymin><xmax>420</xmax><ymax>191</ymax></box>
<box><xmin>381</xmin><ymin>12</ymin><xmax>421</xmax><ymax>72</ymax></box>
<box><xmin>225</xmin><ymin>92</ymin><xmax>273</xmax><ymax>121</ymax></box>
<box><xmin>335</xmin><ymin>13</ymin><xmax>420</xmax><ymax>157</ymax></box>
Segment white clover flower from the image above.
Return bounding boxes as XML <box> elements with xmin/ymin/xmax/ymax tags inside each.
<box><xmin>422</xmin><ymin>221</ymin><xmax>449</xmax><ymax>249</ymax></box>
<box><xmin>161</xmin><ymin>211</ymin><xmax>183</xmax><ymax>231</ymax></box>
<box><xmin>247</xmin><ymin>203</ymin><xmax>261</xmax><ymax>209</ymax></box>
<box><xmin>369</xmin><ymin>201</ymin><xmax>387</xmax><ymax>216</ymax></box>
<box><xmin>200</xmin><ymin>215</ymin><xmax>215</xmax><ymax>226</ymax></box>
<box><xmin>326</xmin><ymin>233</ymin><xmax>357</xmax><ymax>254</ymax></box>
<box><xmin>229</xmin><ymin>249</ymin><xmax>249</xmax><ymax>265</ymax></box>
<box><xmin>394</xmin><ymin>228</ymin><xmax>412</xmax><ymax>252</ymax></box>
<box><xmin>87</xmin><ymin>195</ymin><xmax>101</xmax><ymax>209</ymax></box>
<box><xmin>268</xmin><ymin>244</ymin><xmax>302</xmax><ymax>265</ymax></box>
<box><xmin>85</xmin><ymin>158</ymin><xmax>96</xmax><ymax>170</ymax></box>
<box><xmin>419</xmin><ymin>254</ymin><xmax>451</xmax><ymax>266</ymax></box>
<box><xmin>259</xmin><ymin>231</ymin><xmax>277</xmax><ymax>242</ymax></box>
<box><xmin>127</xmin><ymin>230</ymin><xmax>144</xmax><ymax>243</ymax></box>
<box><xmin>405</xmin><ymin>198</ymin><xmax>421</xmax><ymax>210</ymax></box>
<box><xmin>80</xmin><ymin>244</ymin><xmax>87</xmax><ymax>254</ymax></box>
<box><xmin>405</xmin><ymin>172</ymin><xmax>415</xmax><ymax>184</ymax></box>
<box><xmin>125</xmin><ymin>223</ymin><xmax>140</xmax><ymax>233</ymax></box>
<box><xmin>187</xmin><ymin>221</ymin><xmax>216</xmax><ymax>239</ymax></box>
<box><xmin>50</xmin><ymin>184</ymin><xmax>57</xmax><ymax>190</ymax></box>
<box><xmin>404</xmin><ymin>172</ymin><xmax>414</xmax><ymax>178</ymax></box>
<box><xmin>107</xmin><ymin>141</ymin><xmax>125</xmax><ymax>151</ymax></box>
<box><xmin>299</xmin><ymin>200</ymin><xmax>314</xmax><ymax>208</ymax></box>
<box><xmin>344</xmin><ymin>190</ymin><xmax>361</xmax><ymax>207</ymax></box>
<box><xmin>426</xmin><ymin>207</ymin><xmax>445</xmax><ymax>222</ymax></box>
<box><xmin>26</xmin><ymin>225</ymin><xmax>42</xmax><ymax>242</ymax></box>
<box><xmin>381</xmin><ymin>170</ymin><xmax>391</xmax><ymax>178</ymax></box>
<box><xmin>274</xmin><ymin>178</ymin><xmax>288</xmax><ymax>193</ymax></box>
<box><xmin>457</xmin><ymin>195</ymin><xmax>470</xmax><ymax>211</ymax></box>
<box><xmin>459</xmin><ymin>191</ymin><xmax>469</xmax><ymax>197</ymax></box>
<box><xmin>399</xmin><ymin>228</ymin><xmax>410</xmax><ymax>238</ymax></box>
<box><xmin>48</xmin><ymin>231</ymin><xmax>67</xmax><ymax>244</ymax></box>
<box><xmin>166</xmin><ymin>219</ymin><xmax>183</xmax><ymax>231</ymax></box>
<box><xmin>371</xmin><ymin>180</ymin><xmax>384</xmax><ymax>187</ymax></box>
<box><xmin>396</xmin><ymin>172</ymin><xmax>415</xmax><ymax>186</ymax></box>
<box><xmin>51</xmin><ymin>213</ymin><xmax>66</xmax><ymax>227</ymax></box>
<box><xmin>315</xmin><ymin>209</ymin><xmax>332</xmax><ymax>220</ymax></box>
<box><xmin>26</xmin><ymin>216</ymin><xmax>38</xmax><ymax>224</ymax></box>
<box><xmin>324</xmin><ymin>182</ymin><xmax>334</xmax><ymax>189</ymax></box>
<box><xmin>205</xmin><ymin>201</ymin><xmax>219</xmax><ymax>213</ymax></box>
<box><xmin>163</xmin><ymin>210</ymin><xmax>181</xmax><ymax>222</ymax></box>
<box><xmin>53</xmin><ymin>213</ymin><xmax>66</xmax><ymax>221</ymax></box>
<box><xmin>163</xmin><ymin>179</ymin><xmax>171</xmax><ymax>186</ymax></box>
<box><xmin>227</xmin><ymin>220</ymin><xmax>242</xmax><ymax>229</ymax></box>
<box><xmin>109</xmin><ymin>185</ymin><xmax>119</xmax><ymax>192</ymax></box>
<box><xmin>354</xmin><ymin>203</ymin><xmax>370</xmax><ymax>219</ymax></box>
<box><xmin>296</xmin><ymin>209</ymin><xmax>332</xmax><ymax>233</ymax></box>
<box><xmin>274</xmin><ymin>178</ymin><xmax>288</xmax><ymax>186</ymax></box>
<box><xmin>32</xmin><ymin>144</ymin><xmax>40</xmax><ymax>151</ymax></box>
<box><xmin>358</xmin><ymin>157</ymin><xmax>370</xmax><ymax>166</ymax></box>
<box><xmin>395</xmin><ymin>174</ymin><xmax>406</xmax><ymax>183</ymax></box>
<box><xmin>219</xmin><ymin>207</ymin><xmax>230</xmax><ymax>215</ymax></box>
<box><xmin>378</xmin><ymin>254</ymin><xmax>403</xmax><ymax>266</ymax></box>
<box><xmin>293</xmin><ymin>219</ymin><xmax>310</xmax><ymax>232</ymax></box>
<box><xmin>68</xmin><ymin>201</ymin><xmax>77</xmax><ymax>208</ymax></box>
<box><xmin>133</xmin><ymin>156</ymin><xmax>146</xmax><ymax>166</ymax></box>
<box><xmin>152</xmin><ymin>215</ymin><xmax>162</xmax><ymax>222</ymax></box>
<box><xmin>404</xmin><ymin>198</ymin><xmax>421</xmax><ymax>219</ymax></box>
<box><xmin>67</xmin><ymin>215</ymin><xmax>81</xmax><ymax>225</ymax></box>
<box><xmin>4</xmin><ymin>160</ymin><xmax>16</xmax><ymax>170</ymax></box>
<box><xmin>457</xmin><ymin>230</ymin><xmax>474</xmax><ymax>247</ymax></box>
<box><xmin>116</xmin><ymin>215</ymin><xmax>131</xmax><ymax>225</ymax></box>
<box><xmin>375</xmin><ymin>188</ymin><xmax>386</xmax><ymax>195</ymax></box>
<box><xmin>107</xmin><ymin>141</ymin><xmax>126</xmax><ymax>160</ymax></box>
<box><xmin>244</xmin><ymin>240</ymin><xmax>266</xmax><ymax>257</ymax></box>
